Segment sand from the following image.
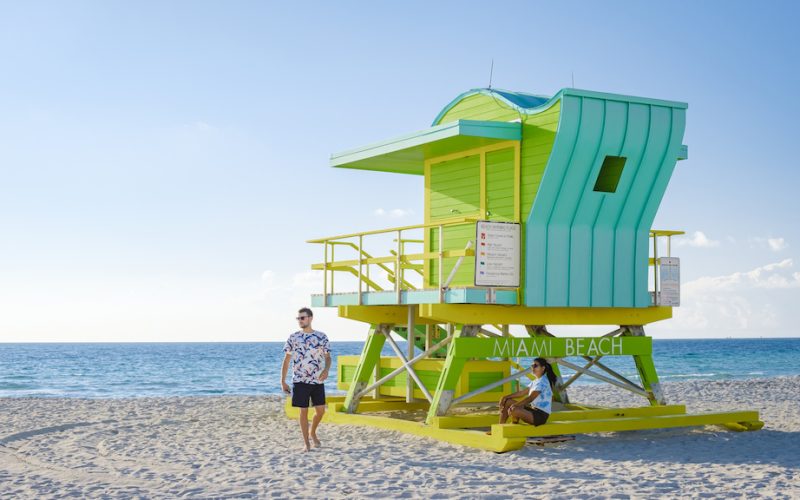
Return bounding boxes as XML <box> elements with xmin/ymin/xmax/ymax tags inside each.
<box><xmin>1</xmin><ymin>376</ymin><xmax>798</xmax><ymax>499</ymax></box>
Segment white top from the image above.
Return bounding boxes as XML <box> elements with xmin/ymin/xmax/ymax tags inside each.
<box><xmin>527</xmin><ymin>376</ymin><xmax>553</xmax><ymax>414</ymax></box>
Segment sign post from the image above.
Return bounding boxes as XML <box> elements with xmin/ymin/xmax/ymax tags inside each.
<box><xmin>474</xmin><ymin>221</ymin><xmax>520</xmax><ymax>288</ymax></box>
<box><xmin>659</xmin><ymin>257</ymin><xmax>680</xmax><ymax>306</ymax></box>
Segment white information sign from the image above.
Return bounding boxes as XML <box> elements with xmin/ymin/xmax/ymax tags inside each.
<box><xmin>659</xmin><ymin>257</ymin><xmax>680</xmax><ymax>306</ymax></box>
<box><xmin>474</xmin><ymin>220</ymin><xmax>521</xmax><ymax>288</ymax></box>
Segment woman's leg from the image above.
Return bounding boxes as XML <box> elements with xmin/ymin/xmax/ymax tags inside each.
<box><xmin>509</xmin><ymin>406</ymin><xmax>535</xmax><ymax>425</ymax></box>
<box><xmin>498</xmin><ymin>399</ymin><xmax>515</xmax><ymax>424</ymax></box>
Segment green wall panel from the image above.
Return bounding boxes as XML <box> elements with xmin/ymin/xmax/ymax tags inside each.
<box><xmin>432</xmin><ymin>95</ymin><xmax>561</xmax><ymax>296</ymax></box>
<box><xmin>486</xmin><ymin>148</ymin><xmax>515</xmax><ymax>221</ymax></box>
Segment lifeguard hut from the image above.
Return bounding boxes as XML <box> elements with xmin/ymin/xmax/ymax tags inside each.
<box><xmin>285</xmin><ymin>87</ymin><xmax>763</xmax><ymax>452</ymax></box>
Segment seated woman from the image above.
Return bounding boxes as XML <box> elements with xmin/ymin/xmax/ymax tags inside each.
<box><xmin>497</xmin><ymin>357</ymin><xmax>557</xmax><ymax>427</ymax></box>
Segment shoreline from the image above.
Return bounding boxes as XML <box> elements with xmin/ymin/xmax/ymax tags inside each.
<box><xmin>2</xmin><ymin>376</ymin><xmax>798</xmax><ymax>498</ymax></box>
<box><xmin>3</xmin><ymin>373</ymin><xmax>800</xmax><ymax>400</ymax></box>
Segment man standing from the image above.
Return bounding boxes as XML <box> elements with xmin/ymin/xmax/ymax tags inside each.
<box><xmin>281</xmin><ymin>307</ymin><xmax>331</xmax><ymax>452</ymax></box>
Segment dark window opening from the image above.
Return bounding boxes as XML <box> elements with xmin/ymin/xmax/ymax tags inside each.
<box><xmin>593</xmin><ymin>155</ymin><xmax>627</xmax><ymax>193</ymax></box>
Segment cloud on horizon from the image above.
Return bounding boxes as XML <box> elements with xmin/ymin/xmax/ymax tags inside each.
<box><xmin>675</xmin><ymin>231</ymin><xmax>720</xmax><ymax>248</ymax></box>
<box><xmin>373</xmin><ymin>208</ymin><xmax>414</xmax><ymax>218</ymax></box>
<box><xmin>668</xmin><ymin>258</ymin><xmax>800</xmax><ymax>334</ymax></box>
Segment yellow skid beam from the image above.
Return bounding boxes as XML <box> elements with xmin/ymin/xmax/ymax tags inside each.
<box><xmin>432</xmin><ymin>405</ymin><xmax>687</xmax><ymax>429</ymax></box>
<box><xmin>284</xmin><ymin>399</ymin><xmax>524</xmax><ymax>453</ymax></box>
<box><xmin>285</xmin><ymin>398</ymin><xmax>761</xmax><ymax>452</ymax></box>
<box><xmin>418</xmin><ymin>304</ymin><xmax>673</xmax><ymax>325</ymax></box>
<box><xmin>493</xmin><ymin>411</ymin><xmax>762</xmax><ymax>438</ymax></box>
<box><xmin>333</xmin><ymin>399</ymin><xmax>430</xmax><ymax>413</ymax></box>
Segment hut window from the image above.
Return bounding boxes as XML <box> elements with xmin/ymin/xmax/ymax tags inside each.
<box><xmin>593</xmin><ymin>155</ymin><xmax>627</xmax><ymax>193</ymax></box>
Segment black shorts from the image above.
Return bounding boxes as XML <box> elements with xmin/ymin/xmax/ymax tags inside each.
<box><xmin>292</xmin><ymin>382</ymin><xmax>326</xmax><ymax>408</ymax></box>
<box><xmin>525</xmin><ymin>406</ymin><xmax>550</xmax><ymax>426</ymax></box>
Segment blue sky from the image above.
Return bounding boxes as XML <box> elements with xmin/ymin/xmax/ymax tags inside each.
<box><xmin>1</xmin><ymin>1</ymin><xmax>798</xmax><ymax>341</ymax></box>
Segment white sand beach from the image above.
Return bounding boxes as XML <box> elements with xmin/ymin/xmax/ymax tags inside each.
<box><xmin>1</xmin><ymin>376</ymin><xmax>798</xmax><ymax>499</ymax></box>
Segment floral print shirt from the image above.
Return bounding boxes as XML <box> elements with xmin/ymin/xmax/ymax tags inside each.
<box><xmin>283</xmin><ymin>330</ymin><xmax>331</xmax><ymax>384</ymax></box>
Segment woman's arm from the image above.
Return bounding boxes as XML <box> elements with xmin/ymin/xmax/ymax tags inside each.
<box><xmin>511</xmin><ymin>391</ymin><xmax>539</xmax><ymax>409</ymax></box>
<box><xmin>500</xmin><ymin>388</ymin><xmax>529</xmax><ymax>404</ymax></box>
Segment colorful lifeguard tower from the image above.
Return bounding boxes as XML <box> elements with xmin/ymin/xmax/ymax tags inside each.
<box><xmin>285</xmin><ymin>87</ymin><xmax>763</xmax><ymax>452</ymax></box>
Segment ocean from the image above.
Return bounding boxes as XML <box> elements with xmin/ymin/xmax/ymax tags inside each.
<box><xmin>0</xmin><ymin>339</ymin><xmax>798</xmax><ymax>398</ymax></box>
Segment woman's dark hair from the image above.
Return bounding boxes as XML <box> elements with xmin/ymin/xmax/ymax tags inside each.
<box><xmin>534</xmin><ymin>357</ymin><xmax>558</xmax><ymax>390</ymax></box>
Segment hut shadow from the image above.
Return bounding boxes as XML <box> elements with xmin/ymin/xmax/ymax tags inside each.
<box><xmin>523</xmin><ymin>427</ymin><xmax>800</xmax><ymax>468</ymax></box>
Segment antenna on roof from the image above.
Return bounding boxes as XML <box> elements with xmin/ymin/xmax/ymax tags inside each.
<box><xmin>571</xmin><ymin>71</ymin><xmax>575</xmax><ymax>88</ymax></box>
<box><xmin>488</xmin><ymin>59</ymin><xmax>494</xmax><ymax>89</ymax></box>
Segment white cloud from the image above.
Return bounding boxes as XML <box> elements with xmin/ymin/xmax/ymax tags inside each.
<box><xmin>675</xmin><ymin>231</ymin><xmax>719</xmax><ymax>248</ymax></box>
<box><xmin>374</xmin><ymin>208</ymin><xmax>414</xmax><ymax>218</ymax></box>
<box><xmin>768</xmin><ymin>237</ymin><xmax>788</xmax><ymax>252</ymax></box>
<box><xmin>749</xmin><ymin>236</ymin><xmax>789</xmax><ymax>252</ymax></box>
<box><xmin>683</xmin><ymin>259</ymin><xmax>800</xmax><ymax>292</ymax></box>
<box><xmin>665</xmin><ymin>259</ymin><xmax>800</xmax><ymax>333</ymax></box>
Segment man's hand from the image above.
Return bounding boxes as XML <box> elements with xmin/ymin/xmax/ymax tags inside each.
<box><xmin>281</xmin><ymin>382</ymin><xmax>291</xmax><ymax>394</ymax></box>
<box><xmin>318</xmin><ymin>369</ymin><xmax>329</xmax><ymax>382</ymax></box>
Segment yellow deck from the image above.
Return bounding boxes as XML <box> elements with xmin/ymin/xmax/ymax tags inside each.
<box><xmin>284</xmin><ymin>396</ymin><xmax>763</xmax><ymax>453</ymax></box>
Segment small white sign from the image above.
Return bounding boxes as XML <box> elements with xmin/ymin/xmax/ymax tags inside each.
<box><xmin>659</xmin><ymin>257</ymin><xmax>680</xmax><ymax>306</ymax></box>
<box><xmin>474</xmin><ymin>221</ymin><xmax>520</xmax><ymax>288</ymax></box>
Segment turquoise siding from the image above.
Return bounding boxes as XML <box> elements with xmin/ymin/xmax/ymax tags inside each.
<box><xmin>524</xmin><ymin>92</ymin><xmax>686</xmax><ymax>308</ymax></box>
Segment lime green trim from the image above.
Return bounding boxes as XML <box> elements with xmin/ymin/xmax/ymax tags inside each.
<box><xmin>342</xmin><ymin>325</ymin><xmax>386</xmax><ymax>413</ymax></box>
<box><xmin>425</xmin><ymin>324</ymin><xmax>469</xmax><ymax>424</ymax></box>
<box><xmin>451</xmin><ymin>336</ymin><xmax>651</xmax><ymax>358</ymax></box>
<box><xmin>330</xmin><ymin>120</ymin><xmax>521</xmax><ymax>175</ymax></box>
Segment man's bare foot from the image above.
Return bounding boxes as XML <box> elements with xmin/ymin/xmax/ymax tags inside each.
<box><xmin>311</xmin><ymin>435</ymin><xmax>321</xmax><ymax>448</ymax></box>
<box><xmin>303</xmin><ymin>442</ymin><xmax>311</xmax><ymax>452</ymax></box>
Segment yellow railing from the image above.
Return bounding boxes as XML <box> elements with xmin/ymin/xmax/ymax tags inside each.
<box><xmin>308</xmin><ymin>218</ymin><xmax>479</xmax><ymax>305</ymax></box>
<box><xmin>649</xmin><ymin>229</ymin><xmax>685</xmax><ymax>305</ymax></box>
<box><xmin>309</xmin><ymin>224</ymin><xmax>684</xmax><ymax>307</ymax></box>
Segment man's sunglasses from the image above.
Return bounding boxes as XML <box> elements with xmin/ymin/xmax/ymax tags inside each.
<box><xmin>296</xmin><ymin>316</ymin><xmax>310</xmax><ymax>320</ymax></box>
<box><xmin>532</xmin><ymin>364</ymin><xmax>542</xmax><ymax>368</ymax></box>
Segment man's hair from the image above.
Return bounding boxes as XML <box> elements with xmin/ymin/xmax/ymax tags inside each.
<box><xmin>298</xmin><ymin>307</ymin><xmax>313</xmax><ymax>318</ymax></box>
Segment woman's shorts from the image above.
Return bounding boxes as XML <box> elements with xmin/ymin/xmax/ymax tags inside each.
<box><xmin>524</xmin><ymin>406</ymin><xmax>550</xmax><ymax>426</ymax></box>
<box><xmin>292</xmin><ymin>382</ymin><xmax>326</xmax><ymax>408</ymax></box>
